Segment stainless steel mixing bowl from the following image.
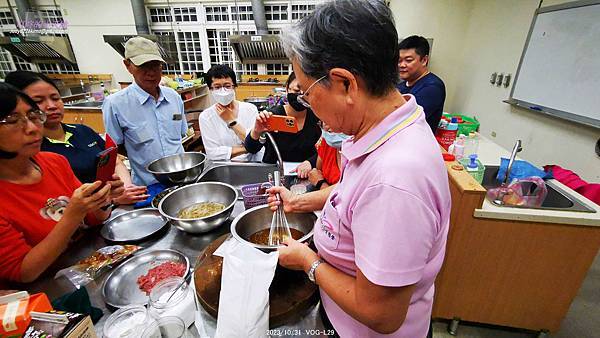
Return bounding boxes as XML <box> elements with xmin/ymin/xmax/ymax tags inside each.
<box><xmin>231</xmin><ymin>204</ymin><xmax>317</xmax><ymax>252</ymax></box>
<box><xmin>146</xmin><ymin>152</ymin><xmax>206</xmax><ymax>185</ymax></box>
<box><xmin>158</xmin><ymin>182</ymin><xmax>237</xmax><ymax>233</ymax></box>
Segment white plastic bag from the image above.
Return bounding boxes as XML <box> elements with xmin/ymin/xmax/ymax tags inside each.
<box><xmin>214</xmin><ymin>238</ymin><xmax>278</xmax><ymax>338</ymax></box>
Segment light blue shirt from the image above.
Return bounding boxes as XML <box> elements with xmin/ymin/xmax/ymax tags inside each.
<box><xmin>103</xmin><ymin>82</ymin><xmax>187</xmax><ymax>186</ymax></box>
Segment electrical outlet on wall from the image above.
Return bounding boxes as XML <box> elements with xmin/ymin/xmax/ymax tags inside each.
<box><xmin>496</xmin><ymin>73</ymin><xmax>504</xmax><ymax>86</ymax></box>
<box><xmin>503</xmin><ymin>73</ymin><xmax>512</xmax><ymax>88</ymax></box>
<box><xmin>491</xmin><ymin>131</ymin><xmax>497</xmax><ymax>138</ymax></box>
<box><xmin>490</xmin><ymin>72</ymin><xmax>497</xmax><ymax>84</ymax></box>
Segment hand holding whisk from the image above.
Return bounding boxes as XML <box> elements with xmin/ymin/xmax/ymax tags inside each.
<box><xmin>268</xmin><ymin>170</ymin><xmax>292</xmax><ymax>246</ymax></box>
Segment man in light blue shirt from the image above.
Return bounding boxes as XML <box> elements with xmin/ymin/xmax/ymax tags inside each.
<box><xmin>103</xmin><ymin>36</ymin><xmax>187</xmax><ymax>186</ymax></box>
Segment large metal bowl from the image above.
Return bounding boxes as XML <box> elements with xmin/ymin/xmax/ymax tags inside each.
<box><xmin>231</xmin><ymin>205</ymin><xmax>317</xmax><ymax>252</ymax></box>
<box><xmin>146</xmin><ymin>152</ymin><xmax>206</xmax><ymax>185</ymax></box>
<box><xmin>158</xmin><ymin>182</ymin><xmax>238</xmax><ymax>233</ymax></box>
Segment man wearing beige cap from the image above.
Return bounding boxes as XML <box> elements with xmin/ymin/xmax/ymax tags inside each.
<box><xmin>103</xmin><ymin>36</ymin><xmax>188</xmax><ymax>187</ymax></box>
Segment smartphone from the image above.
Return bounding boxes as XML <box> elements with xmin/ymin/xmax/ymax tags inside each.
<box><xmin>266</xmin><ymin>115</ymin><xmax>299</xmax><ymax>133</ymax></box>
<box><xmin>95</xmin><ymin>146</ymin><xmax>118</xmax><ymax>185</ymax></box>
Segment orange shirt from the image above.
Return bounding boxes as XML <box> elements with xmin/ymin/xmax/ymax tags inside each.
<box><xmin>317</xmin><ymin>139</ymin><xmax>341</xmax><ymax>185</ymax></box>
<box><xmin>0</xmin><ymin>152</ymin><xmax>82</xmax><ymax>283</ymax></box>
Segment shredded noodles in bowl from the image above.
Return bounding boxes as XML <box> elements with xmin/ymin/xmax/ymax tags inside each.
<box><xmin>177</xmin><ymin>202</ymin><xmax>225</xmax><ymax>219</ymax></box>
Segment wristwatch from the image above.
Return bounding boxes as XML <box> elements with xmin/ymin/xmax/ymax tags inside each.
<box><xmin>228</xmin><ymin>120</ymin><xmax>238</xmax><ymax>128</ymax></box>
<box><xmin>307</xmin><ymin>259</ymin><xmax>323</xmax><ymax>283</ymax></box>
<box><xmin>315</xmin><ymin>179</ymin><xmax>328</xmax><ymax>190</ymax></box>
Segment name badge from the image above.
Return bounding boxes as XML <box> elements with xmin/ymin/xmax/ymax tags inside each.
<box><xmin>172</xmin><ymin>113</ymin><xmax>182</xmax><ymax>121</ymax></box>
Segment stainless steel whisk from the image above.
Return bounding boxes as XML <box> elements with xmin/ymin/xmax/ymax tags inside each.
<box><xmin>268</xmin><ymin>170</ymin><xmax>292</xmax><ymax>246</ymax></box>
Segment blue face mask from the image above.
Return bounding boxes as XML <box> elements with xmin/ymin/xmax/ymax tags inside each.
<box><xmin>321</xmin><ymin>130</ymin><xmax>350</xmax><ymax>149</ymax></box>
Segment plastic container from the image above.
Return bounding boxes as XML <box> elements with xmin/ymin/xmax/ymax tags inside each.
<box><xmin>460</xmin><ymin>154</ymin><xmax>485</xmax><ymax>184</ymax></box>
<box><xmin>141</xmin><ymin>316</ymin><xmax>187</xmax><ymax>338</ymax></box>
<box><xmin>103</xmin><ymin>305</ymin><xmax>154</xmax><ymax>338</ymax></box>
<box><xmin>448</xmin><ymin>114</ymin><xmax>480</xmax><ymax>135</ymax></box>
<box><xmin>241</xmin><ymin>182</ymin><xmax>272</xmax><ymax>209</ymax></box>
<box><xmin>148</xmin><ymin>277</ymin><xmax>195</xmax><ymax>328</ymax></box>
<box><xmin>465</xmin><ymin>132</ymin><xmax>480</xmax><ymax>156</ymax></box>
<box><xmin>435</xmin><ymin>118</ymin><xmax>458</xmax><ymax>150</ymax></box>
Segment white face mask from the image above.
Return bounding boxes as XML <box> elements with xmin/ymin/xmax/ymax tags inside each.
<box><xmin>212</xmin><ymin>88</ymin><xmax>235</xmax><ymax>106</ymax></box>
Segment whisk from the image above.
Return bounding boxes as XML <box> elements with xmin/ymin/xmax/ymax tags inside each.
<box><xmin>268</xmin><ymin>170</ymin><xmax>292</xmax><ymax>246</ymax></box>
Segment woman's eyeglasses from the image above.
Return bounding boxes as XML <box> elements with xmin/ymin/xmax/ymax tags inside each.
<box><xmin>297</xmin><ymin>75</ymin><xmax>327</xmax><ymax>109</ymax></box>
<box><xmin>0</xmin><ymin>110</ymin><xmax>47</xmax><ymax>128</ymax></box>
<box><xmin>211</xmin><ymin>84</ymin><xmax>234</xmax><ymax>90</ymax></box>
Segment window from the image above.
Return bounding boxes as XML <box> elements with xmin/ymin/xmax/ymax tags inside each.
<box><xmin>37</xmin><ymin>63</ymin><xmax>79</xmax><ymax>74</ymax></box>
<box><xmin>266</xmin><ymin>63</ymin><xmax>290</xmax><ymax>75</ymax></box>
<box><xmin>238</xmin><ymin>63</ymin><xmax>258</xmax><ymax>75</ymax></box>
<box><xmin>174</xmin><ymin>7</ymin><xmax>197</xmax><ymax>22</ymax></box>
<box><xmin>231</xmin><ymin>5</ymin><xmax>253</xmax><ymax>21</ymax></box>
<box><xmin>177</xmin><ymin>31</ymin><xmax>203</xmax><ymax>73</ymax></box>
<box><xmin>268</xmin><ymin>29</ymin><xmax>281</xmax><ymax>35</ymax></box>
<box><xmin>207</xmin><ymin>29</ymin><xmax>234</xmax><ymax>68</ymax></box>
<box><xmin>0</xmin><ymin>48</ymin><xmax>14</xmax><ymax>78</ymax></box>
<box><xmin>12</xmin><ymin>55</ymin><xmax>32</xmax><ymax>71</ymax></box>
<box><xmin>205</xmin><ymin>6</ymin><xmax>229</xmax><ymax>22</ymax></box>
<box><xmin>265</xmin><ymin>5</ymin><xmax>288</xmax><ymax>21</ymax></box>
<box><xmin>36</xmin><ymin>9</ymin><xmax>64</xmax><ymax>24</ymax></box>
<box><xmin>149</xmin><ymin>7</ymin><xmax>172</xmax><ymax>23</ymax></box>
<box><xmin>153</xmin><ymin>31</ymin><xmax>180</xmax><ymax>75</ymax></box>
<box><xmin>292</xmin><ymin>4</ymin><xmax>315</xmax><ymax>20</ymax></box>
<box><xmin>0</xmin><ymin>10</ymin><xmax>15</xmax><ymax>26</ymax></box>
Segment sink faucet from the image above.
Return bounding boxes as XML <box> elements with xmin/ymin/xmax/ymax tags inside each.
<box><xmin>503</xmin><ymin>139</ymin><xmax>523</xmax><ymax>185</ymax></box>
<box><xmin>259</xmin><ymin>132</ymin><xmax>284</xmax><ymax>177</ymax></box>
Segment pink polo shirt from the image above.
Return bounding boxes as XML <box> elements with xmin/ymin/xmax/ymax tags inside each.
<box><xmin>314</xmin><ymin>95</ymin><xmax>451</xmax><ymax>338</ymax></box>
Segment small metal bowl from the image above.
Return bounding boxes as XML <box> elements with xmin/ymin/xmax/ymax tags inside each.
<box><xmin>158</xmin><ymin>182</ymin><xmax>238</xmax><ymax>234</ymax></box>
<box><xmin>230</xmin><ymin>205</ymin><xmax>316</xmax><ymax>252</ymax></box>
<box><xmin>151</xmin><ymin>185</ymin><xmax>182</xmax><ymax>209</ymax></box>
<box><xmin>146</xmin><ymin>152</ymin><xmax>206</xmax><ymax>185</ymax></box>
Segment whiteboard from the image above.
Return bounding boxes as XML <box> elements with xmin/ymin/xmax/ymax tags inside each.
<box><xmin>509</xmin><ymin>0</ymin><xmax>600</xmax><ymax>129</ymax></box>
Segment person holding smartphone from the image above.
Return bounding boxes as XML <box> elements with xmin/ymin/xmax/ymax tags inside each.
<box><xmin>0</xmin><ymin>83</ymin><xmax>124</xmax><ymax>285</ymax></box>
<box><xmin>4</xmin><ymin>71</ymin><xmax>149</xmax><ymax>205</ymax></box>
<box><xmin>245</xmin><ymin>72</ymin><xmax>322</xmax><ymax>178</ymax></box>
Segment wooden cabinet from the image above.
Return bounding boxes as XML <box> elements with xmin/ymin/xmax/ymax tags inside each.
<box><xmin>432</xmin><ymin>160</ymin><xmax>600</xmax><ymax>333</ymax></box>
<box><xmin>63</xmin><ymin>109</ymin><xmax>104</xmax><ymax>133</ymax></box>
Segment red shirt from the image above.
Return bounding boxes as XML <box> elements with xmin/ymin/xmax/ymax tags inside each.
<box><xmin>317</xmin><ymin>139</ymin><xmax>341</xmax><ymax>185</ymax></box>
<box><xmin>0</xmin><ymin>152</ymin><xmax>82</xmax><ymax>283</ymax></box>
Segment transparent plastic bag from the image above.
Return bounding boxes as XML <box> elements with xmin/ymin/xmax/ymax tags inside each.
<box><xmin>55</xmin><ymin>245</ymin><xmax>140</xmax><ymax>288</ymax></box>
<box><xmin>487</xmin><ymin>176</ymin><xmax>548</xmax><ymax>207</ymax></box>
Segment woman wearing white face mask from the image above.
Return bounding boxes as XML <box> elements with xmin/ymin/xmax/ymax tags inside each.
<box><xmin>199</xmin><ymin>65</ymin><xmax>263</xmax><ymax>161</ymax></box>
<box><xmin>308</xmin><ymin>123</ymin><xmax>350</xmax><ymax>190</ymax></box>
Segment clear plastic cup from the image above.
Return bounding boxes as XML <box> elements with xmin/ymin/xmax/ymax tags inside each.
<box><xmin>141</xmin><ymin>316</ymin><xmax>187</xmax><ymax>338</ymax></box>
<box><xmin>103</xmin><ymin>305</ymin><xmax>152</xmax><ymax>338</ymax></box>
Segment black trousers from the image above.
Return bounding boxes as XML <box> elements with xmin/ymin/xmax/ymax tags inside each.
<box><xmin>319</xmin><ymin>304</ymin><xmax>433</xmax><ymax>338</ymax></box>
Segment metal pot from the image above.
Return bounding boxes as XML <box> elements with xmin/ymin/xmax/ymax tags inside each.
<box><xmin>158</xmin><ymin>182</ymin><xmax>237</xmax><ymax>234</ymax></box>
<box><xmin>230</xmin><ymin>205</ymin><xmax>316</xmax><ymax>252</ymax></box>
<box><xmin>244</xmin><ymin>97</ymin><xmax>269</xmax><ymax>110</ymax></box>
<box><xmin>147</xmin><ymin>152</ymin><xmax>206</xmax><ymax>185</ymax></box>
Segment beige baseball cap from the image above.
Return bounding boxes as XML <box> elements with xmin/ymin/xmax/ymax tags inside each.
<box><xmin>124</xmin><ymin>36</ymin><xmax>165</xmax><ymax>66</ymax></box>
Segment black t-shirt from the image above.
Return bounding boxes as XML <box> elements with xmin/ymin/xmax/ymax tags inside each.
<box><xmin>245</xmin><ymin>105</ymin><xmax>321</xmax><ymax>166</ymax></box>
<box><xmin>41</xmin><ymin>123</ymin><xmax>106</xmax><ymax>183</ymax></box>
<box><xmin>397</xmin><ymin>72</ymin><xmax>446</xmax><ymax>132</ymax></box>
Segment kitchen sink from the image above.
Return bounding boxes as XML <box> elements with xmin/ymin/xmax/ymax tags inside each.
<box><xmin>481</xmin><ymin>166</ymin><xmax>595</xmax><ymax>213</ymax></box>
<box><xmin>196</xmin><ymin>162</ymin><xmax>278</xmax><ymax>195</ymax></box>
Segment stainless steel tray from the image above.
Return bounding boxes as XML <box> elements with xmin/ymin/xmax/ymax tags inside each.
<box><xmin>100</xmin><ymin>208</ymin><xmax>168</xmax><ymax>242</ymax></box>
<box><xmin>102</xmin><ymin>249</ymin><xmax>190</xmax><ymax>308</ymax></box>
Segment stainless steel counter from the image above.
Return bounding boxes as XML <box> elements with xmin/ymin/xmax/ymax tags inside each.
<box><xmin>24</xmin><ymin>194</ymin><xmax>327</xmax><ymax>337</ymax></box>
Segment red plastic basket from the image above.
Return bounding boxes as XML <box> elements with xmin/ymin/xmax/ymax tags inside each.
<box><xmin>241</xmin><ymin>182</ymin><xmax>272</xmax><ymax>209</ymax></box>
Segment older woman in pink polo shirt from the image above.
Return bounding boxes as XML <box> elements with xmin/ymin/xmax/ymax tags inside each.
<box><xmin>267</xmin><ymin>1</ymin><xmax>451</xmax><ymax>337</ymax></box>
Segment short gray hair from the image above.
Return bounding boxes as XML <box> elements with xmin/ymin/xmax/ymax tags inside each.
<box><xmin>282</xmin><ymin>0</ymin><xmax>399</xmax><ymax>97</ymax></box>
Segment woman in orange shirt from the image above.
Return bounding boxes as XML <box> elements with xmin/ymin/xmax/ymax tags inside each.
<box><xmin>0</xmin><ymin>83</ymin><xmax>123</xmax><ymax>284</ymax></box>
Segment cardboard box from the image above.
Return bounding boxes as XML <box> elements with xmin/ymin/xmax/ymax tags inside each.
<box><xmin>0</xmin><ymin>292</ymin><xmax>53</xmax><ymax>337</ymax></box>
<box><xmin>24</xmin><ymin>311</ymin><xmax>97</xmax><ymax>338</ymax></box>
